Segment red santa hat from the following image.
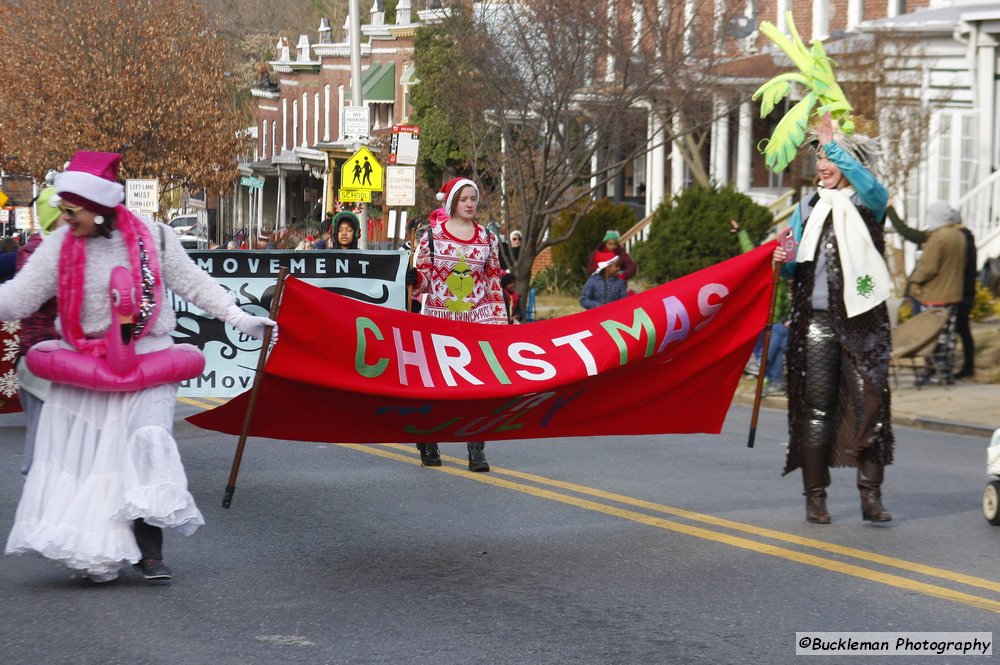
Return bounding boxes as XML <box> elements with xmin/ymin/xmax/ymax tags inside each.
<box><xmin>436</xmin><ymin>177</ymin><xmax>478</xmax><ymax>214</ymax></box>
<box><xmin>593</xmin><ymin>251</ymin><xmax>619</xmax><ymax>274</ymax></box>
<box><xmin>54</xmin><ymin>151</ymin><xmax>125</xmax><ymax>215</ymax></box>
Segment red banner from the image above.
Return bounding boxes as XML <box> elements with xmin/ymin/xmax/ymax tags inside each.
<box><xmin>188</xmin><ymin>244</ymin><xmax>775</xmax><ymax>443</ymax></box>
<box><xmin>0</xmin><ymin>319</ymin><xmax>23</xmax><ymax>414</ymax></box>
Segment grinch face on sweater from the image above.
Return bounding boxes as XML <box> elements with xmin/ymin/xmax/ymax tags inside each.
<box><xmin>445</xmin><ymin>251</ymin><xmax>474</xmax><ymax>312</ymax></box>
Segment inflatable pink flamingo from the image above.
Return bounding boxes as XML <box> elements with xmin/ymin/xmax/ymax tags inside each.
<box><xmin>105</xmin><ymin>265</ymin><xmax>139</xmax><ymax>376</ymax></box>
<box><xmin>27</xmin><ymin>266</ymin><xmax>205</xmax><ymax>391</ymax></box>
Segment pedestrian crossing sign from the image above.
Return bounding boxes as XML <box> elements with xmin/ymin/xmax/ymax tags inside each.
<box><xmin>339</xmin><ymin>146</ymin><xmax>383</xmax><ymax>192</ymax></box>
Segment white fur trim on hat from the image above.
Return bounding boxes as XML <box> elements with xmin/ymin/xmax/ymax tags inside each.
<box><xmin>441</xmin><ymin>178</ymin><xmax>477</xmax><ymax>214</ymax></box>
<box><xmin>595</xmin><ymin>255</ymin><xmax>620</xmax><ymax>273</ymax></box>
<box><xmin>54</xmin><ymin>170</ymin><xmax>125</xmax><ymax>209</ymax></box>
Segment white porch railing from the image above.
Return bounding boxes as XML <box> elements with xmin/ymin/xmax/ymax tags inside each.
<box><xmin>620</xmin><ymin>212</ymin><xmax>653</xmax><ymax>253</ymax></box>
<box><xmin>958</xmin><ymin>169</ymin><xmax>1000</xmax><ymax>267</ymax></box>
<box><xmin>619</xmin><ymin>187</ymin><xmax>798</xmax><ymax>252</ymax></box>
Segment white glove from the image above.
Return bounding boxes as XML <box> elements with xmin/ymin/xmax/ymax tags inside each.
<box><xmin>226</xmin><ymin>309</ymin><xmax>277</xmax><ymax>341</ymax></box>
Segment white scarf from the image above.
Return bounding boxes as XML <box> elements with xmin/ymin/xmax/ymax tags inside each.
<box><xmin>797</xmin><ymin>186</ymin><xmax>891</xmax><ymax>318</ymax></box>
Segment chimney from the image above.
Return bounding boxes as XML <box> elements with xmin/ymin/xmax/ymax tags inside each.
<box><xmin>296</xmin><ymin>35</ymin><xmax>311</xmax><ymax>63</ymax></box>
<box><xmin>370</xmin><ymin>0</ymin><xmax>385</xmax><ymax>27</ymax></box>
<box><xmin>318</xmin><ymin>17</ymin><xmax>332</xmax><ymax>44</ymax></box>
<box><xmin>396</xmin><ymin>0</ymin><xmax>411</xmax><ymax>25</ymax></box>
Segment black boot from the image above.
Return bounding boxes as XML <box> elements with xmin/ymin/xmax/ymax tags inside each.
<box><xmin>858</xmin><ymin>458</ymin><xmax>892</xmax><ymax>522</ymax></box>
<box><xmin>416</xmin><ymin>443</ymin><xmax>441</xmax><ymax>467</ymax></box>
<box><xmin>800</xmin><ymin>445</ymin><xmax>831</xmax><ymax>524</ymax></box>
<box><xmin>467</xmin><ymin>441</ymin><xmax>489</xmax><ymax>472</ymax></box>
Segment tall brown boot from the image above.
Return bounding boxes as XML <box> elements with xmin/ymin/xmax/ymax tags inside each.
<box><xmin>800</xmin><ymin>445</ymin><xmax>831</xmax><ymax>524</ymax></box>
<box><xmin>857</xmin><ymin>457</ymin><xmax>892</xmax><ymax>522</ymax></box>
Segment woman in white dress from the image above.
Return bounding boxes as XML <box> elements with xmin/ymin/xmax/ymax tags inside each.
<box><xmin>0</xmin><ymin>151</ymin><xmax>275</xmax><ymax>582</ymax></box>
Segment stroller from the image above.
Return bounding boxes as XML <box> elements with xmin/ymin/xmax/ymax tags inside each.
<box><xmin>982</xmin><ymin>428</ymin><xmax>1000</xmax><ymax>525</ymax></box>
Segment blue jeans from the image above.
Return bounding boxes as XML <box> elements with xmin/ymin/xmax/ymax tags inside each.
<box><xmin>753</xmin><ymin>323</ymin><xmax>788</xmax><ymax>383</ymax></box>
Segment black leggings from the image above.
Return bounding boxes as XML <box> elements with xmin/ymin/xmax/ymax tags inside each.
<box><xmin>801</xmin><ymin>311</ymin><xmax>863</xmax><ymax>451</ymax></box>
<box><xmin>133</xmin><ymin>519</ymin><xmax>163</xmax><ymax>560</ymax></box>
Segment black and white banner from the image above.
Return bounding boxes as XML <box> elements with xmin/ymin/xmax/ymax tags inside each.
<box><xmin>171</xmin><ymin>249</ymin><xmax>408</xmax><ymax>397</ymax></box>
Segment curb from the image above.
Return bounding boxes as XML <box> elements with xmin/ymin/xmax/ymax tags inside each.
<box><xmin>731</xmin><ymin>391</ymin><xmax>994</xmax><ymax>439</ymax></box>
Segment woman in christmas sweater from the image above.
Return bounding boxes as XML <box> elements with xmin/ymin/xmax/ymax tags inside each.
<box><xmin>0</xmin><ymin>151</ymin><xmax>275</xmax><ymax>582</ymax></box>
<box><xmin>410</xmin><ymin>177</ymin><xmax>506</xmax><ymax>471</ymax></box>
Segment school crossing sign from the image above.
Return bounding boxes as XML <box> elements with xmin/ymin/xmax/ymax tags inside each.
<box><xmin>339</xmin><ymin>146</ymin><xmax>383</xmax><ymax>192</ymax></box>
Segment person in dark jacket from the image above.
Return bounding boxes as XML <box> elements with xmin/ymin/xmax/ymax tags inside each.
<box><xmin>580</xmin><ymin>252</ymin><xmax>627</xmax><ymax>309</ymax></box>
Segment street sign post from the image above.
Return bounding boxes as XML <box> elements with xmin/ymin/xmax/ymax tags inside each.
<box><xmin>125</xmin><ymin>179</ymin><xmax>159</xmax><ymax>214</ymax></box>
<box><xmin>14</xmin><ymin>207</ymin><xmax>31</xmax><ymax>230</ymax></box>
<box><xmin>389</xmin><ymin>125</ymin><xmax>420</xmax><ymax>165</ymax></box>
<box><xmin>339</xmin><ymin>146</ymin><xmax>383</xmax><ymax>192</ymax></box>
<box><xmin>240</xmin><ymin>175</ymin><xmax>264</xmax><ymax>189</ymax></box>
<box><xmin>385</xmin><ymin>166</ymin><xmax>416</xmax><ymax>207</ymax></box>
<box><xmin>338</xmin><ymin>189</ymin><xmax>371</xmax><ymax>203</ymax></box>
<box><xmin>343</xmin><ymin>106</ymin><xmax>370</xmax><ymax>144</ymax></box>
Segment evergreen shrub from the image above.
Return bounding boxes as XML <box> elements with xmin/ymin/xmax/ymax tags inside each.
<box><xmin>549</xmin><ymin>198</ymin><xmax>638</xmax><ymax>288</ymax></box>
<box><xmin>632</xmin><ymin>184</ymin><xmax>773</xmax><ymax>284</ymax></box>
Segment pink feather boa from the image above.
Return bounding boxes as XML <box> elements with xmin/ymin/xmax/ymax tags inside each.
<box><xmin>57</xmin><ymin>205</ymin><xmax>162</xmax><ymax>355</ymax></box>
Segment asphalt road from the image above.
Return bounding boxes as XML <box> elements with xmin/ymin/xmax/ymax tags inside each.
<box><xmin>0</xmin><ymin>398</ymin><xmax>997</xmax><ymax>664</ymax></box>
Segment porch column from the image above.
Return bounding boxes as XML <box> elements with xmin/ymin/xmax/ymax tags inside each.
<box><xmin>735</xmin><ymin>97</ymin><xmax>753</xmax><ymax>192</ymax></box>
<box><xmin>710</xmin><ymin>95</ymin><xmax>729</xmax><ymax>185</ymax></box>
<box><xmin>236</xmin><ymin>180</ymin><xmax>244</xmax><ymax>233</ymax></box>
<box><xmin>671</xmin><ymin>113</ymin><xmax>685</xmax><ymax>196</ymax></box>
<box><xmin>976</xmin><ymin>38</ymin><xmax>997</xmax><ymax>182</ymax></box>
<box><xmin>277</xmin><ymin>169</ymin><xmax>287</xmax><ymax>229</ymax></box>
<box><xmin>647</xmin><ymin>108</ymin><xmax>666</xmax><ymax>216</ymax></box>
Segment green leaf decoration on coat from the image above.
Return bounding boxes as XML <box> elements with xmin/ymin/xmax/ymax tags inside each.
<box><xmin>752</xmin><ymin>11</ymin><xmax>856</xmax><ymax>172</ymax></box>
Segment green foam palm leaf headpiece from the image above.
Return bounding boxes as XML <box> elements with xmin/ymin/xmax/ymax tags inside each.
<box><xmin>752</xmin><ymin>11</ymin><xmax>855</xmax><ymax>172</ymax></box>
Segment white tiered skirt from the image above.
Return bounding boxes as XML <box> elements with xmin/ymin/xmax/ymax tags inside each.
<box><xmin>5</xmin><ymin>382</ymin><xmax>204</xmax><ymax>581</ymax></box>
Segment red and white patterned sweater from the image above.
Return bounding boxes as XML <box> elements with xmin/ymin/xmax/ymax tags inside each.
<box><xmin>413</xmin><ymin>222</ymin><xmax>506</xmax><ymax>325</ymax></box>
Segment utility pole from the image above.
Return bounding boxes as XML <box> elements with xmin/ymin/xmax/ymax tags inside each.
<box><xmin>349</xmin><ymin>0</ymin><xmax>368</xmax><ymax>249</ymax></box>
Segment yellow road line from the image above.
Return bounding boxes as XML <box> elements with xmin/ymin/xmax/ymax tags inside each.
<box><xmin>177</xmin><ymin>397</ymin><xmax>218</xmax><ymax>409</ymax></box>
<box><xmin>341</xmin><ymin>443</ymin><xmax>1000</xmax><ymax>614</ymax></box>
<box><xmin>379</xmin><ymin>444</ymin><xmax>1000</xmax><ymax>594</ymax></box>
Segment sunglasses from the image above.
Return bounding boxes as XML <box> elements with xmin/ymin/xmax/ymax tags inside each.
<box><xmin>59</xmin><ymin>204</ymin><xmax>84</xmax><ymax>218</ymax></box>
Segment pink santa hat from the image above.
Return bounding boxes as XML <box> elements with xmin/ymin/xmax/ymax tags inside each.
<box><xmin>427</xmin><ymin>207</ymin><xmax>449</xmax><ymax>227</ymax></box>
<box><xmin>436</xmin><ymin>177</ymin><xmax>478</xmax><ymax>215</ymax></box>
<box><xmin>54</xmin><ymin>151</ymin><xmax>126</xmax><ymax>215</ymax></box>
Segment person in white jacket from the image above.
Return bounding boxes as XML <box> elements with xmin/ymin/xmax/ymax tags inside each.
<box><xmin>0</xmin><ymin>151</ymin><xmax>275</xmax><ymax>583</ymax></box>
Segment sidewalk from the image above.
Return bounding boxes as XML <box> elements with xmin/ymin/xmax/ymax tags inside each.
<box><xmin>733</xmin><ymin>375</ymin><xmax>1000</xmax><ymax>438</ymax></box>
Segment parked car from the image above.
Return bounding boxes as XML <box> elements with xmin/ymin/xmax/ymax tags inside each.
<box><xmin>168</xmin><ymin>214</ymin><xmax>208</xmax><ymax>249</ymax></box>
<box><xmin>168</xmin><ymin>214</ymin><xmax>200</xmax><ymax>236</ymax></box>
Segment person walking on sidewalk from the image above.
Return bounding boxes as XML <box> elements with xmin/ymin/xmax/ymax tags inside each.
<box><xmin>890</xmin><ymin>203</ymin><xmax>977</xmax><ymax>380</ymax></box>
<box><xmin>772</xmin><ymin>113</ymin><xmax>894</xmax><ymax>525</ymax></box>
<box><xmin>408</xmin><ymin>177</ymin><xmax>506</xmax><ymax>471</ymax></box>
<box><xmin>907</xmin><ymin>202</ymin><xmax>968</xmax><ymax>386</ymax></box>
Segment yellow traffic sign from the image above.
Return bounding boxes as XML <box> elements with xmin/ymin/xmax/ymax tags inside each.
<box><xmin>339</xmin><ymin>146</ymin><xmax>383</xmax><ymax>192</ymax></box>
<box><xmin>0</xmin><ymin>191</ymin><xmax>8</xmax><ymax>208</ymax></box>
<box><xmin>338</xmin><ymin>189</ymin><xmax>371</xmax><ymax>203</ymax></box>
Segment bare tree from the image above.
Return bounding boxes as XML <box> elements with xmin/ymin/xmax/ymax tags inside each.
<box><xmin>0</xmin><ymin>0</ymin><xmax>250</xmax><ymax>194</ymax></box>
<box><xmin>412</xmin><ymin>0</ymin><xmax>737</xmax><ymax>294</ymax></box>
